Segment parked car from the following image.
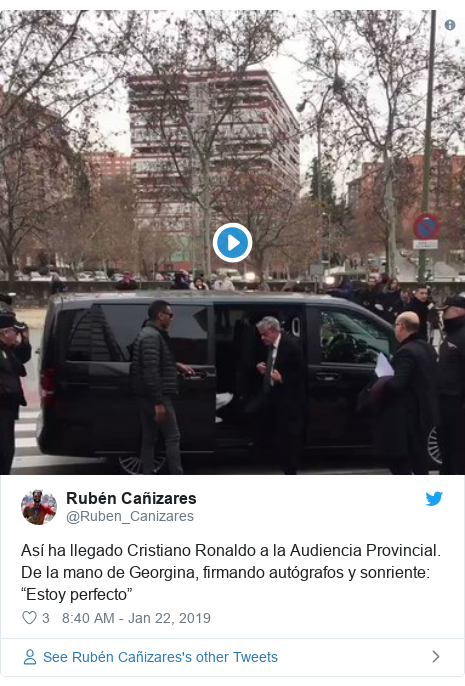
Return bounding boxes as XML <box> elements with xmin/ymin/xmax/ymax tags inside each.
<box><xmin>93</xmin><ymin>271</ymin><xmax>110</xmax><ymax>282</ymax></box>
<box><xmin>37</xmin><ymin>291</ymin><xmax>439</xmax><ymax>474</ymax></box>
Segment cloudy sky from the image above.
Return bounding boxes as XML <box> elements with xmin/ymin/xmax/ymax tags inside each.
<box><xmin>98</xmin><ymin>10</ymin><xmax>465</xmax><ymax>189</ymax></box>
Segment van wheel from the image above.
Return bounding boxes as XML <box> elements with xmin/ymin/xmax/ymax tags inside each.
<box><xmin>118</xmin><ymin>455</ymin><xmax>164</xmax><ymax>475</ymax></box>
<box><xmin>428</xmin><ymin>428</ymin><xmax>442</xmax><ymax>469</ymax></box>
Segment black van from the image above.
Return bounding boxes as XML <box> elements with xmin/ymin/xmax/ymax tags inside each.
<box><xmin>36</xmin><ymin>291</ymin><xmax>438</xmax><ymax>473</ymax></box>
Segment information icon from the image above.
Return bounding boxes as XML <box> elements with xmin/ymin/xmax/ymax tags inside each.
<box><xmin>445</xmin><ymin>20</ymin><xmax>456</xmax><ymax>31</ymax></box>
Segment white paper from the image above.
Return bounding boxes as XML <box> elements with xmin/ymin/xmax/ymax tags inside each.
<box><xmin>375</xmin><ymin>352</ymin><xmax>394</xmax><ymax>378</ymax></box>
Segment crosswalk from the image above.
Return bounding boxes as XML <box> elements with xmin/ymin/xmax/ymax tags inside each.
<box><xmin>12</xmin><ymin>410</ymin><xmax>41</xmax><ymax>471</ymax></box>
<box><xmin>10</xmin><ymin>410</ymin><xmax>394</xmax><ymax>476</ymax></box>
<box><xmin>11</xmin><ymin>410</ymin><xmax>103</xmax><ymax>474</ymax></box>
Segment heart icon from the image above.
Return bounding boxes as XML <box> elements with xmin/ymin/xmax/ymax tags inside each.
<box><xmin>22</xmin><ymin>611</ymin><xmax>37</xmax><ymax>625</ymax></box>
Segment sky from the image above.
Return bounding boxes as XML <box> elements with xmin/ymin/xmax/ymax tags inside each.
<box><xmin>96</xmin><ymin>10</ymin><xmax>465</xmax><ymax>192</ymax></box>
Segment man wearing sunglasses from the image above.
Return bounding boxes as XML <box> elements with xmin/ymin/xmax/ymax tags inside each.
<box><xmin>0</xmin><ymin>312</ymin><xmax>31</xmax><ymax>475</ymax></box>
<box><xmin>131</xmin><ymin>300</ymin><xmax>194</xmax><ymax>475</ymax></box>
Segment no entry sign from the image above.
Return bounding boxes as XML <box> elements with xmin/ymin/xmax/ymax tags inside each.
<box><xmin>413</xmin><ymin>213</ymin><xmax>440</xmax><ymax>241</ymax></box>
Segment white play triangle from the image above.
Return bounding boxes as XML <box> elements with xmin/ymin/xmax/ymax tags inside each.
<box><xmin>228</xmin><ymin>234</ymin><xmax>240</xmax><ymax>251</ymax></box>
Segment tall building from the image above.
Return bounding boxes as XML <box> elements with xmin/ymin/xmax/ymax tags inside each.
<box><xmin>128</xmin><ymin>70</ymin><xmax>300</xmax><ymax>263</ymax></box>
<box><xmin>0</xmin><ymin>87</ymin><xmax>76</xmax><ymax>272</ymax></box>
<box><xmin>88</xmin><ymin>152</ymin><xmax>132</xmax><ymax>182</ymax></box>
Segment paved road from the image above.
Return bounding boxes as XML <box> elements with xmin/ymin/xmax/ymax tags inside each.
<box><xmin>10</xmin><ymin>409</ymin><xmax>391</xmax><ymax>476</ymax></box>
<box><xmin>11</xmin><ymin>409</ymin><xmax>106</xmax><ymax>475</ymax></box>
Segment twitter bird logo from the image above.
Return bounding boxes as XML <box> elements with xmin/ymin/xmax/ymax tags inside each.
<box><xmin>426</xmin><ymin>492</ymin><xmax>443</xmax><ymax>507</ymax></box>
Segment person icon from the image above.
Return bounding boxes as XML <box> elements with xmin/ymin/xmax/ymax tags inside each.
<box><xmin>24</xmin><ymin>649</ymin><xmax>36</xmax><ymax>666</ymax></box>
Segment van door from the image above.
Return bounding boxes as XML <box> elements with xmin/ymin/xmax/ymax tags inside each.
<box><xmin>212</xmin><ymin>302</ymin><xmax>306</xmax><ymax>450</ymax></box>
<box><xmin>87</xmin><ymin>302</ymin><xmax>215</xmax><ymax>455</ymax></box>
<box><xmin>306</xmin><ymin>305</ymin><xmax>395</xmax><ymax>450</ymax></box>
<box><xmin>39</xmin><ymin>305</ymin><xmax>94</xmax><ymax>457</ymax></box>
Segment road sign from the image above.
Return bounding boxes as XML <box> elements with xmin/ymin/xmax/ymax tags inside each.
<box><xmin>413</xmin><ymin>240</ymin><xmax>438</xmax><ymax>250</ymax></box>
<box><xmin>414</xmin><ymin>213</ymin><xmax>440</xmax><ymax>241</ymax></box>
<box><xmin>310</xmin><ymin>264</ymin><xmax>325</xmax><ymax>276</ymax></box>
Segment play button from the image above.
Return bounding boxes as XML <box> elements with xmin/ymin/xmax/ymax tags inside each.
<box><xmin>228</xmin><ymin>235</ymin><xmax>240</xmax><ymax>251</ymax></box>
<box><xmin>213</xmin><ymin>223</ymin><xmax>253</xmax><ymax>264</ymax></box>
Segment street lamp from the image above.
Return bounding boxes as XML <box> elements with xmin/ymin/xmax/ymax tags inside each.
<box><xmin>297</xmin><ymin>88</ymin><xmax>333</xmax><ymax>283</ymax></box>
<box><xmin>419</xmin><ymin>10</ymin><xmax>437</xmax><ymax>283</ymax></box>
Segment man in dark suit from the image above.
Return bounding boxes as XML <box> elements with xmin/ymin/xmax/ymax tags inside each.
<box><xmin>370</xmin><ymin>311</ymin><xmax>438</xmax><ymax>475</ymax></box>
<box><xmin>406</xmin><ymin>285</ymin><xmax>436</xmax><ymax>341</ymax></box>
<box><xmin>255</xmin><ymin>317</ymin><xmax>306</xmax><ymax>475</ymax></box>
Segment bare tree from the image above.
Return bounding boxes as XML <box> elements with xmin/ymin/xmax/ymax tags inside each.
<box><xmin>137</xmin><ymin>229</ymin><xmax>182</xmax><ymax>279</ymax></box>
<box><xmin>90</xmin><ymin>178</ymin><xmax>137</xmax><ymax>272</ymax></box>
<box><xmin>47</xmin><ymin>176</ymin><xmax>138</xmax><ymax>276</ymax></box>
<box><xmin>346</xmin><ymin>158</ymin><xmax>421</xmax><ymax>264</ymax></box>
<box><xmin>0</xmin><ymin>110</ymin><xmax>88</xmax><ymax>285</ymax></box>
<box><xmin>298</xmin><ymin>10</ymin><xmax>465</xmax><ymax>275</ymax></box>
<box><xmin>0</xmin><ymin>11</ymin><xmax>133</xmax><ymax>281</ymax></box>
<box><xmin>215</xmin><ymin>169</ymin><xmax>313</xmax><ymax>285</ymax></box>
<box><xmin>0</xmin><ymin>11</ymin><xmax>129</xmax><ymax>159</ymax></box>
<box><xmin>119</xmin><ymin>10</ymin><xmax>288</xmax><ymax>275</ymax></box>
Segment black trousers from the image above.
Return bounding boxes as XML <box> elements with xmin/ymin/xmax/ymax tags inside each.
<box><xmin>247</xmin><ymin>393</ymin><xmax>303</xmax><ymax>475</ymax></box>
<box><xmin>0</xmin><ymin>403</ymin><xmax>18</xmax><ymax>475</ymax></box>
<box><xmin>438</xmin><ymin>397</ymin><xmax>464</xmax><ymax>475</ymax></box>
<box><xmin>137</xmin><ymin>397</ymin><xmax>182</xmax><ymax>475</ymax></box>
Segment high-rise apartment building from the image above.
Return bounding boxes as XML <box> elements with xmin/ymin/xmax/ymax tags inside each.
<box><xmin>129</xmin><ymin>70</ymin><xmax>300</xmax><ymax>250</ymax></box>
<box><xmin>88</xmin><ymin>152</ymin><xmax>132</xmax><ymax>182</ymax></box>
<box><xmin>0</xmin><ymin>87</ymin><xmax>76</xmax><ymax>272</ymax></box>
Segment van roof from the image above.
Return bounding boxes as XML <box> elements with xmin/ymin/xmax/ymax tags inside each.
<box><xmin>46</xmin><ymin>291</ymin><xmax>393</xmax><ymax>330</ymax></box>
<box><xmin>53</xmin><ymin>290</ymin><xmax>382</xmax><ymax>316</ymax></box>
<box><xmin>57</xmin><ymin>290</ymin><xmax>337</xmax><ymax>305</ymax></box>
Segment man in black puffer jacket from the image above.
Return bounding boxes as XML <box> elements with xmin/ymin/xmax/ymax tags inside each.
<box><xmin>130</xmin><ymin>300</ymin><xmax>194</xmax><ymax>475</ymax></box>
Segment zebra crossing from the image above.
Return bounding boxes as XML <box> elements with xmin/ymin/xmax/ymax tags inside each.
<box><xmin>11</xmin><ymin>409</ymin><xmax>103</xmax><ymax>475</ymax></box>
<box><xmin>10</xmin><ymin>410</ymin><xmax>391</xmax><ymax>476</ymax></box>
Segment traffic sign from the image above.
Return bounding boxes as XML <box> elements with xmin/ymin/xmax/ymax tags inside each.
<box><xmin>310</xmin><ymin>264</ymin><xmax>325</xmax><ymax>277</ymax></box>
<box><xmin>213</xmin><ymin>223</ymin><xmax>253</xmax><ymax>264</ymax></box>
<box><xmin>413</xmin><ymin>213</ymin><xmax>440</xmax><ymax>241</ymax></box>
<box><xmin>413</xmin><ymin>240</ymin><xmax>438</xmax><ymax>251</ymax></box>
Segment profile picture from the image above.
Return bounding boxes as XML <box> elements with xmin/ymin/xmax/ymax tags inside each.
<box><xmin>21</xmin><ymin>490</ymin><xmax>57</xmax><ymax>526</ymax></box>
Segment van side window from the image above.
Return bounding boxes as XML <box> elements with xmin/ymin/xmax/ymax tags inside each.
<box><xmin>106</xmin><ymin>304</ymin><xmax>208</xmax><ymax>365</ymax></box>
<box><xmin>168</xmin><ymin>306</ymin><xmax>208</xmax><ymax>364</ymax></box>
<box><xmin>320</xmin><ymin>308</ymin><xmax>392</xmax><ymax>365</ymax></box>
<box><xmin>65</xmin><ymin>310</ymin><xmax>92</xmax><ymax>362</ymax></box>
<box><xmin>64</xmin><ymin>304</ymin><xmax>209</xmax><ymax>364</ymax></box>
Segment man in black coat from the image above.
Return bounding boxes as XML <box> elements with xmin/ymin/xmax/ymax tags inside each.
<box><xmin>406</xmin><ymin>285</ymin><xmax>435</xmax><ymax>341</ymax></box>
<box><xmin>370</xmin><ymin>311</ymin><xmax>438</xmax><ymax>475</ymax></box>
<box><xmin>437</xmin><ymin>295</ymin><xmax>465</xmax><ymax>475</ymax></box>
<box><xmin>357</xmin><ymin>276</ymin><xmax>384</xmax><ymax>316</ymax></box>
<box><xmin>130</xmin><ymin>300</ymin><xmax>194</xmax><ymax>475</ymax></box>
<box><xmin>0</xmin><ymin>313</ymin><xmax>31</xmax><ymax>475</ymax></box>
<box><xmin>255</xmin><ymin>317</ymin><xmax>306</xmax><ymax>475</ymax></box>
